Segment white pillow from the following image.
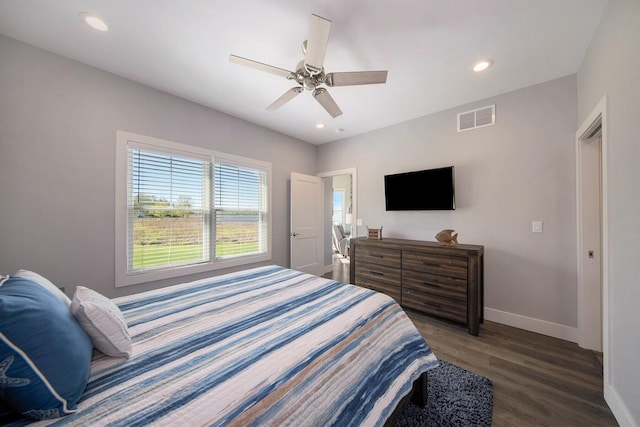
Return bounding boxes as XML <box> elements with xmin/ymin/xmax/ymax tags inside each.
<box><xmin>70</xmin><ymin>286</ymin><xmax>132</xmax><ymax>358</ymax></box>
<box><xmin>13</xmin><ymin>269</ymin><xmax>71</xmax><ymax>308</ymax></box>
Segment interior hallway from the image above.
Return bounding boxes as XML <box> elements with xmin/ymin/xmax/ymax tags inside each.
<box><xmin>323</xmin><ymin>253</ymin><xmax>350</xmax><ymax>283</ymax></box>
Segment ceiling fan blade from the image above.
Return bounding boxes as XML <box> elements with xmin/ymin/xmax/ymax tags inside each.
<box><xmin>304</xmin><ymin>14</ymin><xmax>331</xmax><ymax>74</ymax></box>
<box><xmin>266</xmin><ymin>87</ymin><xmax>303</xmax><ymax>111</ymax></box>
<box><xmin>229</xmin><ymin>54</ymin><xmax>293</xmax><ymax>79</ymax></box>
<box><xmin>325</xmin><ymin>70</ymin><xmax>388</xmax><ymax>87</ymax></box>
<box><xmin>313</xmin><ymin>88</ymin><xmax>343</xmax><ymax>118</ymax></box>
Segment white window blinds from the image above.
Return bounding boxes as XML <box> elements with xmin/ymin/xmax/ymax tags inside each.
<box><xmin>214</xmin><ymin>162</ymin><xmax>268</xmax><ymax>259</ymax></box>
<box><xmin>127</xmin><ymin>147</ymin><xmax>211</xmax><ymax>273</ymax></box>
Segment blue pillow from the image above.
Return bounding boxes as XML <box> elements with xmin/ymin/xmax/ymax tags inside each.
<box><xmin>0</xmin><ymin>277</ymin><xmax>92</xmax><ymax>420</ymax></box>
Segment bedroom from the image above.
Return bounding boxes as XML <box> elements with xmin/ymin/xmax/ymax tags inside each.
<box><xmin>0</xmin><ymin>0</ymin><xmax>638</xmax><ymax>425</ymax></box>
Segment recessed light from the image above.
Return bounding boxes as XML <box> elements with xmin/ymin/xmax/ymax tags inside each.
<box><xmin>473</xmin><ymin>59</ymin><xmax>493</xmax><ymax>72</ymax></box>
<box><xmin>316</xmin><ymin>123</ymin><xmax>325</xmax><ymax>129</ymax></box>
<box><xmin>79</xmin><ymin>12</ymin><xmax>109</xmax><ymax>32</ymax></box>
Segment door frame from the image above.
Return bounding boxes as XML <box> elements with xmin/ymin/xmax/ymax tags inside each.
<box><xmin>575</xmin><ymin>96</ymin><xmax>609</xmax><ymax>370</ymax></box>
<box><xmin>317</xmin><ymin>168</ymin><xmax>357</xmax><ymax>274</ymax></box>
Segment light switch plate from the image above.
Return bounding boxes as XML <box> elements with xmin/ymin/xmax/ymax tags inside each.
<box><xmin>532</xmin><ymin>221</ymin><xmax>543</xmax><ymax>233</ymax></box>
<box><xmin>356</xmin><ymin>218</ymin><xmax>363</xmax><ymax>226</ymax></box>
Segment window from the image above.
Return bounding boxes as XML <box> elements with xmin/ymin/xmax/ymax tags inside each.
<box><xmin>332</xmin><ymin>189</ymin><xmax>345</xmax><ymax>224</ymax></box>
<box><xmin>116</xmin><ymin>131</ymin><xmax>271</xmax><ymax>287</ymax></box>
<box><xmin>214</xmin><ymin>161</ymin><xmax>268</xmax><ymax>259</ymax></box>
<box><xmin>128</xmin><ymin>148</ymin><xmax>211</xmax><ymax>272</ymax></box>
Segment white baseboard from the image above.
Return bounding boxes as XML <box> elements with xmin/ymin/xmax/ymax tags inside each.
<box><xmin>486</xmin><ymin>308</ymin><xmax>637</xmax><ymax>425</ymax></box>
<box><xmin>605</xmin><ymin>384</ymin><xmax>636</xmax><ymax>427</ymax></box>
<box><xmin>322</xmin><ymin>264</ymin><xmax>333</xmax><ymax>275</ymax></box>
<box><xmin>484</xmin><ymin>308</ymin><xmax>578</xmax><ymax>343</ymax></box>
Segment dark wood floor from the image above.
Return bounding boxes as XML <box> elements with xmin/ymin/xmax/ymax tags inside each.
<box><xmin>324</xmin><ymin>255</ymin><xmax>619</xmax><ymax>426</ymax></box>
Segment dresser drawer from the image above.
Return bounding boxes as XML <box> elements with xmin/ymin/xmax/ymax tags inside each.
<box><xmin>357</xmin><ymin>279</ymin><xmax>401</xmax><ymax>303</ymax></box>
<box><xmin>355</xmin><ymin>247</ymin><xmax>401</xmax><ymax>269</ymax></box>
<box><xmin>401</xmin><ymin>288</ymin><xmax>467</xmax><ymax>324</ymax></box>
<box><xmin>355</xmin><ymin>263</ymin><xmax>401</xmax><ymax>287</ymax></box>
<box><xmin>402</xmin><ymin>251</ymin><xmax>467</xmax><ymax>280</ymax></box>
<box><xmin>402</xmin><ymin>269</ymin><xmax>467</xmax><ymax>301</ymax></box>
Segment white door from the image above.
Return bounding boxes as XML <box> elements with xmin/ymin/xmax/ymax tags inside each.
<box><xmin>290</xmin><ymin>172</ymin><xmax>322</xmax><ymax>275</ymax></box>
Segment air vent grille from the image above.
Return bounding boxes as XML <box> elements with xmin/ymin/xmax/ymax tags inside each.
<box><xmin>459</xmin><ymin>111</ymin><xmax>476</xmax><ymax>131</ymax></box>
<box><xmin>457</xmin><ymin>104</ymin><xmax>495</xmax><ymax>132</ymax></box>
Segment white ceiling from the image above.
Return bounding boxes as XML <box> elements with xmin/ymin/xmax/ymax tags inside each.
<box><xmin>0</xmin><ymin>0</ymin><xmax>608</xmax><ymax>145</ymax></box>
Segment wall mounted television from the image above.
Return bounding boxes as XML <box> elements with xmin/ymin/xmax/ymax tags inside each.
<box><xmin>384</xmin><ymin>166</ymin><xmax>455</xmax><ymax>211</ymax></box>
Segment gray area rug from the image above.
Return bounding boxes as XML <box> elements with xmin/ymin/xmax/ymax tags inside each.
<box><xmin>395</xmin><ymin>361</ymin><xmax>494</xmax><ymax>427</ymax></box>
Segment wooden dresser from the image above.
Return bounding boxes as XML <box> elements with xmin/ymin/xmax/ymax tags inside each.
<box><xmin>349</xmin><ymin>237</ymin><xmax>484</xmax><ymax>335</ymax></box>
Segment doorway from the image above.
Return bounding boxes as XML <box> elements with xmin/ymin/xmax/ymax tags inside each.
<box><xmin>318</xmin><ymin>168</ymin><xmax>357</xmax><ymax>282</ymax></box>
<box><xmin>576</xmin><ymin>97</ymin><xmax>608</xmax><ymax>366</ymax></box>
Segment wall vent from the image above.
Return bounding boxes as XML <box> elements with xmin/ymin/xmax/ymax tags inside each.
<box><xmin>457</xmin><ymin>104</ymin><xmax>495</xmax><ymax>132</ymax></box>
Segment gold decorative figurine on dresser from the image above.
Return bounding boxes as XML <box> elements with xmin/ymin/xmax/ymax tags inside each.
<box><xmin>349</xmin><ymin>237</ymin><xmax>484</xmax><ymax>336</ymax></box>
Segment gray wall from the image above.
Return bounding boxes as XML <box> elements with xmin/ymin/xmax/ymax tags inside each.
<box><xmin>0</xmin><ymin>35</ymin><xmax>316</xmax><ymax>298</ymax></box>
<box><xmin>577</xmin><ymin>0</ymin><xmax>640</xmax><ymax>423</ymax></box>
<box><xmin>318</xmin><ymin>75</ymin><xmax>579</xmax><ymax>332</ymax></box>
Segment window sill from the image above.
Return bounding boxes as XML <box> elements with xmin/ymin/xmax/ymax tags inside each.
<box><xmin>116</xmin><ymin>253</ymin><xmax>271</xmax><ymax>287</ymax></box>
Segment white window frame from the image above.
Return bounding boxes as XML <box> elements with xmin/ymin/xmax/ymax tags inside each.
<box><xmin>115</xmin><ymin>131</ymin><xmax>272</xmax><ymax>287</ymax></box>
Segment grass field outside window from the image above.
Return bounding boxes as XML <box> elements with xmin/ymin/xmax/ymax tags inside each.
<box><xmin>132</xmin><ymin>217</ymin><xmax>260</xmax><ymax>270</ymax></box>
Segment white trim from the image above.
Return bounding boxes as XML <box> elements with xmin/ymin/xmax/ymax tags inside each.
<box><xmin>604</xmin><ymin>386</ymin><xmax>636</xmax><ymax>427</ymax></box>
<box><xmin>576</xmin><ymin>97</ymin><xmax>621</xmax><ymax>424</ymax></box>
<box><xmin>575</xmin><ymin>96</ymin><xmax>610</xmax><ymax>379</ymax></box>
<box><xmin>120</xmin><ymin>131</ymin><xmax>272</xmax><ymax>170</ymax></box>
<box><xmin>484</xmin><ymin>308</ymin><xmax>578</xmax><ymax>342</ymax></box>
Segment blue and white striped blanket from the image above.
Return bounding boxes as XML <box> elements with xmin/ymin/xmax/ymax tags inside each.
<box><xmin>13</xmin><ymin>265</ymin><xmax>438</xmax><ymax>426</ymax></box>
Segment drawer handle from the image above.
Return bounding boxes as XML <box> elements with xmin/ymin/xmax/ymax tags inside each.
<box><xmin>403</xmin><ymin>290</ymin><xmax>441</xmax><ymax>307</ymax></box>
<box><xmin>422</xmin><ymin>282</ymin><xmax>441</xmax><ymax>287</ymax></box>
<box><xmin>371</xmin><ymin>271</ymin><xmax>384</xmax><ymax>276</ymax></box>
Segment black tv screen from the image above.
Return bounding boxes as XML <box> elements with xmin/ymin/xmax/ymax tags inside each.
<box><xmin>384</xmin><ymin>166</ymin><xmax>455</xmax><ymax>211</ymax></box>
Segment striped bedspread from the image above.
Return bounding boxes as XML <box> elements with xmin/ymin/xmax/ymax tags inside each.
<box><xmin>12</xmin><ymin>265</ymin><xmax>438</xmax><ymax>426</ymax></box>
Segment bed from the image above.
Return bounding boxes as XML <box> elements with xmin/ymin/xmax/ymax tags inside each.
<box><xmin>0</xmin><ymin>265</ymin><xmax>438</xmax><ymax>426</ymax></box>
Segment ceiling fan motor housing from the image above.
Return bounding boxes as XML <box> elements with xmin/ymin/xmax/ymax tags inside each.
<box><xmin>293</xmin><ymin>60</ymin><xmax>326</xmax><ymax>90</ymax></box>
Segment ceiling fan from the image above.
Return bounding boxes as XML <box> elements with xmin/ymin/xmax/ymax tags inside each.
<box><xmin>229</xmin><ymin>14</ymin><xmax>388</xmax><ymax>118</ymax></box>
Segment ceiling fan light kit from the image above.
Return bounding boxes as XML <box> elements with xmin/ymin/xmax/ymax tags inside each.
<box><xmin>230</xmin><ymin>14</ymin><xmax>388</xmax><ymax>118</ymax></box>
